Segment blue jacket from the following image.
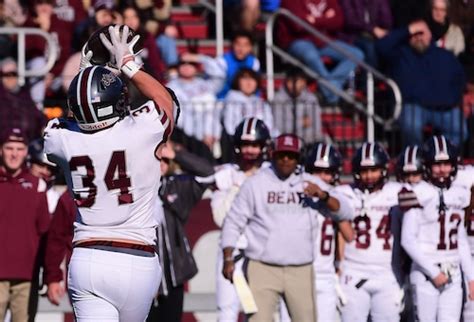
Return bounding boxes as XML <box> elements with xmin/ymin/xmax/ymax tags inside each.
<box><xmin>376</xmin><ymin>27</ymin><xmax>465</xmax><ymax>109</ymax></box>
<box><xmin>217</xmin><ymin>52</ymin><xmax>258</xmax><ymax>99</ymax></box>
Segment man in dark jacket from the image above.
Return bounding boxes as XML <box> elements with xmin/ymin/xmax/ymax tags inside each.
<box><xmin>376</xmin><ymin>19</ymin><xmax>466</xmax><ymax>146</ymax></box>
<box><xmin>147</xmin><ymin>143</ymin><xmax>214</xmax><ymax>322</ymax></box>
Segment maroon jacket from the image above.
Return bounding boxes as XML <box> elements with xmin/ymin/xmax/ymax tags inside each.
<box><xmin>0</xmin><ymin>168</ymin><xmax>50</xmax><ymax>280</ymax></box>
<box><xmin>277</xmin><ymin>0</ymin><xmax>345</xmax><ymax>49</ymax></box>
<box><xmin>44</xmin><ymin>191</ymin><xmax>76</xmax><ymax>285</ymax></box>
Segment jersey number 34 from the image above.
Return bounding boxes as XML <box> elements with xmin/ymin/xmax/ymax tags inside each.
<box><xmin>69</xmin><ymin>150</ymin><xmax>133</xmax><ymax>207</ymax></box>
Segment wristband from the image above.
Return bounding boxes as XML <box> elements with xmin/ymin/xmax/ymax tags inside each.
<box><xmin>121</xmin><ymin>60</ymin><xmax>141</xmax><ymax>79</ymax></box>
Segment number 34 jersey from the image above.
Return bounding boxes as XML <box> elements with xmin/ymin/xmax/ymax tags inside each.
<box><xmin>337</xmin><ymin>182</ymin><xmax>402</xmax><ymax>274</ymax></box>
<box><xmin>44</xmin><ymin>101</ymin><xmax>170</xmax><ymax>245</ymax></box>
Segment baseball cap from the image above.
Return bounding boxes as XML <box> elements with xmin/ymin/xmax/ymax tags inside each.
<box><xmin>273</xmin><ymin>134</ymin><xmax>302</xmax><ymax>154</ymax></box>
<box><xmin>0</xmin><ymin>127</ymin><xmax>28</xmax><ymax>145</ymax></box>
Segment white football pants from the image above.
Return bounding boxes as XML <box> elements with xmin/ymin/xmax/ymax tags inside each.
<box><xmin>340</xmin><ymin>269</ymin><xmax>401</xmax><ymax>322</ymax></box>
<box><xmin>216</xmin><ymin>248</ymin><xmax>245</xmax><ymax>322</ymax></box>
<box><xmin>463</xmin><ymin>257</ymin><xmax>474</xmax><ymax>322</ymax></box>
<box><xmin>410</xmin><ymin>265</ymin><xmax>463</xmax><ymax>322</ymax></box>
<box><xmin>68</xmin><ymin>248</ymin><xmax>161</xmax><ymax>322</ymax></box>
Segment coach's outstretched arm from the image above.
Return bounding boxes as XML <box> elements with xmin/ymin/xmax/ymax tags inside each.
<box><xmin>100</xmin><ymin>25</ymin><xmax>176</xmax><ymax>130</ymax></box>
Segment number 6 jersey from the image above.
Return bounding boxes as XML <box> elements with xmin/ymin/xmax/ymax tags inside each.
<box><xmin>44</xmin><ymin>101</ymin><xmax>170</xmax><ymax>245</ymax></box>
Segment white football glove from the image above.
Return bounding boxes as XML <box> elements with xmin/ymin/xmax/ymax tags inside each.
<box><xmin>99</xmin><ymin>25</ymin><xmax>140</xmax><ymax>69</ymax></box>
<box><xmin>79</xmin><ymin>44</ymin><xmax>93</xmax><ymax>71</ymax></box>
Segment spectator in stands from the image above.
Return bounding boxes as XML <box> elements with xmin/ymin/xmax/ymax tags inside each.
<box><xmin>223</xmin><ymin>0</ymin><xmax>281</xmax><ymax>31</ymax></box>
<box><xmin>448</xmin><ymin>0</ymin><xmax>474</xmax><ymax>38</ymax></box>
<box><xmin>340</xmin><ymin>0</ymin><xmax>393</xmax><ymax>68</ymax></box>
<box><xmin>184</xmin><ymin>30</ymin><xmax>261</xmax><ymax>99</ymax></box>
<box><xmin>427</xmin><ymin>0</ymin><xmax>465</xmax><ymax>56</ymax></box>
<box><xmin>0</xmin><ymin>0</ymin><xmax>24</xmax><ymax>60</ymax></box>
<box><xmin>460</xmin><ymin>25</ymin><xmax>474</xmax><ymax>66</ymax></box>
<box><xmin>389</xmin><ymin>0</ymin><xmax>429</xmax><ymax>28</ymax></box>
<box><xmin>23</xmin><ymin>0</ymin><xmax>75</xmax><ymax>108</ymax></box>
<box><xmin>52</xmin><ymin>0</ymin><xmax>87</xmax><ymax>26</ymax></box>
<box><xmin>376</xmin><ymin>19</ymin><xmax>466</xmax><ymax>146</ymax></box>
<box><xmin>121</xmin><ymin>4</ymin><xmax>166</xmax><ymax>80</ymax></box>
<box><xmin>463</xmin><ymin>68</ymin><xmax>474</xmax><ymax>122</ymax></box>
<box><xmin>223</xmin><ymin>68</ymin><xmax>275</xmax><ymax>138</ymax></box>
<box><xmin>0</xmin><ymin>58</ymin><xmax>46</xmax><ymax>141</ymax></box>
<box><xmin>147</xmin><ymin>143</ymin><xmax>214</xmax><ymax>322</ymax></box>
<box><xmin>273</xmin><ymin>68</ymin><xmax>323</xmax><ymax>144</ymax></box>
<box><xmin>277</xmin><ymin>0</ymin><xmax>364</xmax><ymax>105</ymax></box>
<box><xmin>125</xmin><ymin>0</ymin><xmax>179</xmax><ymax>67</ymax></box>
<box><xmin>0</xmin><ymin>127</ymin><xmax>50</xmax><ymax>322</ymax></box>
<box><xmin>76</xmin><ymin>0</ymin><xmax>120</xmax><ymax>51</ymax></box>
<box><xmin>167</xmin><ymin>55</ymin><xmax>220</xmax><ymax>151</ymax></box>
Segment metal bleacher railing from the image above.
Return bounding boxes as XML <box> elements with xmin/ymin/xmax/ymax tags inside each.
<box><xmin>0</xmin><ymin>27</ymin><xmax>58</xmax><ymax>86</ymax></box>
<box><xmin>265</xmin><ymin>9</ymin><xmax>403</xmax><ymax>144</ymax></box>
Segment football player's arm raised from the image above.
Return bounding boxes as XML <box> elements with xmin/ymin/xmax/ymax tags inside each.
<box><xmin>100</xmin><ymin>25</ymin><xmax>175</xmax><ymax>129</ymax></box>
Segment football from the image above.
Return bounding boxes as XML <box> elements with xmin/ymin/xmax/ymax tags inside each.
<box><xmin>84</xmin><ymin>24</ymin><xmax>142</xmax><ymax>65</ymax></box>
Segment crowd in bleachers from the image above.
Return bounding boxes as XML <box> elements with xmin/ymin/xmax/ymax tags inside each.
<box><xmin>0</xmin><ymin>0</ymin><xmax>473</xmax><ymax>163</ymax></box>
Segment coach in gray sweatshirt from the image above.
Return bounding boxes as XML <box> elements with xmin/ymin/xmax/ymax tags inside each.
<box><xmin>221</xmin><ymin>133</ymin><xmax>352</xmax><ymax>322</ymax></box>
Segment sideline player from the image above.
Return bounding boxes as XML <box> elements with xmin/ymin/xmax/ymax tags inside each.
<box><xmin>338</xmin><ymin>142</ymin><xmax>403</xmax><ymax>322</ymax></box>
<box><xmin>394</xmin><ymin>145</ymin><xmax>425</xmax><ymax>321</ymax></box>
<box><xmin>211</xmin><ymin>117</ymin><xmax>271</xmax><ymax>321</ymax></box>
<box><xmin>44</xmin><ymin>25</ymin><xmax>178</xmax><ymax>321</ymax></box>
<box><xmin>401</xmin><ymin>135</ymin><xmax>474</xmax><ymax>322</ymax></box>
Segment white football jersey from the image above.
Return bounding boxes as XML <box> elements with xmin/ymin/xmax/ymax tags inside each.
<box><xmin>44</xmin><ymin>100</ymin><xmax>169</xmax><ymax>245</ymax></box>
<box><xmin>339</xmin><ymin>182</ymin><xmax>402</xmax><ymax>273</ymax></box>
<box><xmin>410</xmin><ymin>179</ymin><xmax>471</xmax><ymax>261</ymax></box>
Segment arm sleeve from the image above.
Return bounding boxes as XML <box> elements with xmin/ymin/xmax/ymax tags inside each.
<box><xmin>375</xmin><ymin>27</ymin><xmax>410</xmax><ymax>60</ymax></box>
<box><xmin>458</xmin><ymin>222</ymin><xmax>474</xmax><ymax>281</ymax></box>
<box><xmin>174</xmin><ymin>149</ymin><xmax>215</xmax><ymax>176</ymax></box>
<box><xmin>199</xmin><ymin>55</ymin><xmax>226</xmax><ymax>93</ymax></box>
<box><xmin>44</xmin><ymin>197</ymin><xmax>73</xmax><ymax>284</ymax></box>
<box><xmin>210</xmin><ymin>186</ymin><xmax>240</xmax><ymax>227</ymax></box>
<box><xmin>220</xmin><ymin>181</ymin><xmax>255</xmax><ymax>248</ymax></box>
<box><xmin>43</xmin><ymin>119</ymin><xmax>64</xmax><ymax>161</ymax></box>
<box><xmin>329</xmin><ymin>189</ymin><xmax>355</xmax><ymax>221</ymax></box>
<box><xmin>401</xmin><ymin>208</ymin><xmax>441</xmax><ymax>279</ymax></box>
<box><xmin>36</xmin><ymin>181</ymin><xmax>51</xmax><ymax>235</ymax></box>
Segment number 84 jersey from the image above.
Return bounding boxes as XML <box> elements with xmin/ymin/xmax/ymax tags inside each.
<box><xmin>44</xmin><ymin>101</ymin><xmax>169</xmax><ymax>245</ymax></box>
<box><xmin>337</xmin><ymin>182</ymin><xmax>402</xmax><ymax>274</ymax></box>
